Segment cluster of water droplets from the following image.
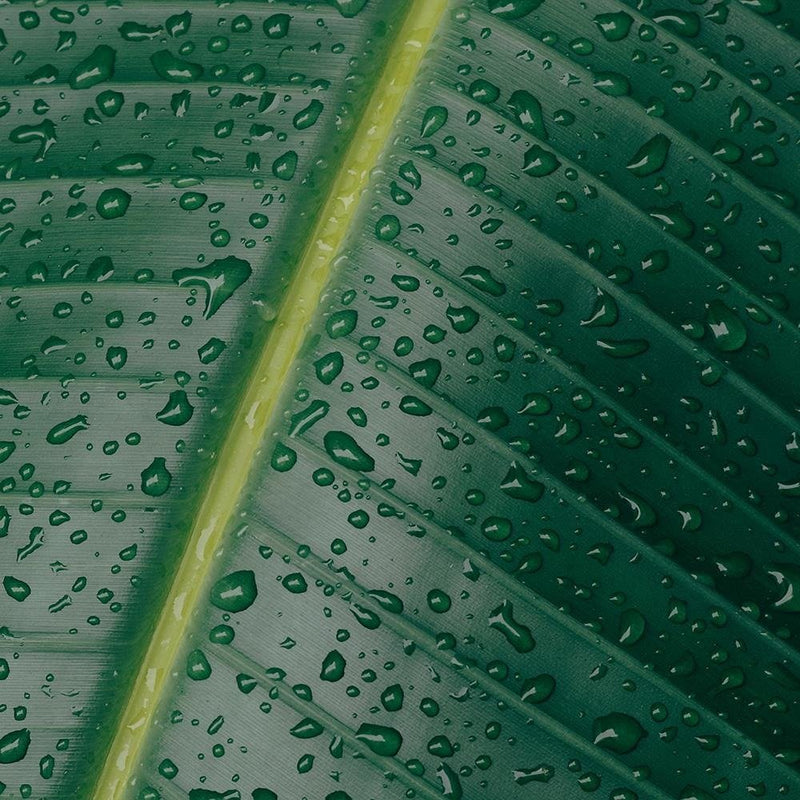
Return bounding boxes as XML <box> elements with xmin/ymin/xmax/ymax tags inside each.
<box><xmin>0</xmin><ymin>0</ymin><xmax>403</xmax><ymax>796</ymax></box>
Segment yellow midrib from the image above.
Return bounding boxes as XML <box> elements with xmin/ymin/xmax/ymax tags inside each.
<box><xmin>90</xmin><ymin>2</ymin><xmax>449</xmax><ymax>798</ymax></box>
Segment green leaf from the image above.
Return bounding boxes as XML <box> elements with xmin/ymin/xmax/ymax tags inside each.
<box><xmin>3</xmin><ymin>2</ymin><xmax>800</xmax><ymax>800</ymax></box>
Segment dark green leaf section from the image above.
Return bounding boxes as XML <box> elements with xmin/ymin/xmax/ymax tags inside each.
<box><xmin>0</xmin><ymin>2</ymin><xmax>408</xmax><ymax>797</ymax></box>
<box><xmin>4</xmin><ymin>1</ymin><xmax>800</xmax><ymax>799</ymax></box>
<box><xmin>129</xmin><ymin>2</ymin><xmax>800</xmax><ymax>800</ymax></box>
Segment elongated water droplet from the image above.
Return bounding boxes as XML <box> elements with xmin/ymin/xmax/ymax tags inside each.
<box><xmin>103</xmin><ymin>153</ymin><xmax>154</xmax><ymax>176</ymax></box>
<box><xmin>150</xmin><ymin>50</ymin><xmax>203</xmax><ymax>82</ymax></box>
<box><xmin>489</xmin><ymin>600</ymin><xmax>535</xmax><ymax>653</ymax></box>
<box><xmin>514</xmin><ymin>764</ymin><xmax>555</xmax><ymax>785</ymax></box>
<box><xmin>355</xmin><ymin>723</ymin><xmax>403</xmax><ymax>756</ymax></box>
<box><xmin>289</xmin><ymin>400</ymin><xmax>330</xmax><ymax>437</ymax></box>
<box><xmin>507</xmin><ymin>90</ymin><xmax>547</xmax><ymax>139</ymax></box>
<box><xmin>653</xmin><ymin>9</ymin><xmax>701</xmax><ymax>38</ymax></box>
<box><xmin>294</xmin><ymin>100</ymin><xmax>323</xmax><ymax>130</ymax></box>
<box><xmin>421</xmin><ymin>106</ymin><xmax>448</xmax><ymax>138</ymax></box>
<box><xmin>596</xmin><ymin>338</ymin><xmax>649</xmax><ymax>358</ymax></box>
<box><xmin>46</xmin><ymin>414</ymin><xmax>89</xmax><ymax>444</ymax></box>
<box><xmin>488</xmin><ymin>0</ymin><xmax>544</xmax><ymax>19</ymax></box>
<box><xmin>460</xmin><ymin>265</ymin><xmax>506</xmax><ymax>296</ymax></box>
<box><xmin>323</xmin><ymin>431</ymin><xmax>375</xmax><ymax>471</ymax></box>
<box><xmin>0</xmin><ymin>728</ymin><xmax>31</xmax><ymax>763</ymax></box>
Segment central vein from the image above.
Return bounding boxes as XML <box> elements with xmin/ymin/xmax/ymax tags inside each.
<box><xmin>90</xmin><ymin>2</ymin><xmax>450</xmax><ymax>798</ymax></box>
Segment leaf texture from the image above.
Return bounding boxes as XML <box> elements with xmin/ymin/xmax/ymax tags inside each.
<box><xmin>2</xmin><ymin>1</ymin><xmax>800</xmax><ymax>800</ymax></box>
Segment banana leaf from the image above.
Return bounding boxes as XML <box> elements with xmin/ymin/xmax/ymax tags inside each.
<box><xmin>1</xmin><ymin>1</ymin><xmax>800</xmax><ymax>799</ymax></box>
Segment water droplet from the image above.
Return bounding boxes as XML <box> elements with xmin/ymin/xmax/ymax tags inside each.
<box><xmin>272</xmin><ymin>150</ymin><xmax>298</xmax><ymax>181</ymax></box>
<box><xmin>150</xmin><ymin>50</ymin><xmax>203</xmax><ymax>82</ymax></box>
<box><xmin>289</xmin><ymin>400</ymin><xmax>330</xmax><ymax>437</ymax></box>
<box><xmin>581</xmin><ymin>288</ymin><xmax>619</xmax><ymax>327</ymax></box>
<box><xmin>69</xmin><ymin>45</ymin><xmax>116</xmax><ymax>89</ymax></box>
<box><xmin>706</xmin><ymin>301</ymin><xmax>747</xmax><ymax>352</ymax></box>
<box><xmin>96</xmin><ymin>188</ymin><xmax>131</xmax><ymax>220</ymax></box>
<box><xmin>489</xmin><ymin>600</ymin><xmax>535</xmax><ymax>653</ymax></box>
<box><xmin>0</xmin><ymin>728</ymin><xmax>31</xmax><ymax>763</ymax></box>
<box><xmin>594</xmin><ymin>11</ymin><xmax>634</xmax><ymax>41</ymax></box>
<box><xmin>653</xmin><ymin>9</ymin><xmax>701</xmax><ymax>38</ymax></box>
<box><xmin>271</xmin><ymin>442</ymin><xmax>297</xmax><ymax>472</ymax></box>
<box><xmin>507</xmin><ymin>90</ymin><xmax>547</xmax><ymax>139</ymax></box>
<box><xmin>522</xmin><ymin>145</ymin><xmax>560</xmax><ymax>177</ymax></box>
<box><xmin>140</xmin><ymin>457</ymin><xmax>172</xmax><ymax>497</ymax></box>
<box><xmin>514</xmin><ymin>764</ymin><xmax>555</xmax><ymax>785</ymax></box>
<box><xmin>323</xmin><ymin>431</ymin><xmax>375</xmax><ymax>472</ymax></box>
<box><xmin>264</xmin><ymin>13</ymin><xmax>291</xmax><ymax>39</ymax></box>
<box><xmin>173</xmin><ymin>257</ymin><xmax>252</xmax><ymax>319</ymax></box>
<box><xmin>3</xmin><ymin>575</ymin><xmax>31</xmax><ymax>602</ymax></box>
<box><xmin>618</xmin><ymin>609</ymin><xmax>647</xmax><ymax>646</ymax></box>
<box><xmin>596</xmin><ymin>338</ymin><xmax>650</xmax><ymax>358</ymax></box>
<box><xmin>186</xmin><ymin>649</ymin><xmax>212</xmax><ymax>680</ymax></box>
<box><xmin>320</xmin><ymin>650</ymin><xmax>346</xmax><ymax>681</ymax></box>
<box><xmin>460</xmin><ymin>265</ymin><xmax>506</xmax><ymax>296</ymax></box>
<box><xmin>487</xmin><ymin>0</ymin><xmax>544</xmax><ymax>19</ymax></box>
<box><xmin>314</xmin><ymin>352</ymin><xmax>344</xmax><ymax>385</ymax></box>
<box><xmin>521</xmin><ymin>673</ymin><xmax>556</xmax><ymax>703</ymax></box>
<box><xmin>398</xmin><ymin>395</ymin><xmax>432</xmax><ymax>417</ymax></box>
<box><xmin>593</xmin><ymin>712</ymin><xmax>646</xmax><ymax>754</ymax></box>
<box><xmin>156</xmin><ymin>390</ymin><xmax>194</xmax><ymax>426</ymax></box>
<box><xmin>421</xmin><ymin>105</ymin><xmax>448</xmax><ymax>138</ymax></box>
<box><xmin>210</xmin><ymin>570</ymin><xmax>257</xmax><ymax>613</ymax></box>
<box><xmin>500</xmin><ymin>461</ymin><xmax>544</xmax><ymax>503</ymax></box>
<box><xmin>282</xmin><ymin>572</ymin><xmax>308</xmax><ymax>594</ymax></box>
<box><xmin>294</xmin><ymin>100</ymin><xmax>324</xmax><ymax>130</ymax></box>
<box><xmin>103</xmin><ymin>153</ymin><xmax>154</xmax><ymax>176</ymax></box>
<box><xmin>46</xmin><ymin>414</ymin><xmax>89</xmax><ymax>444</ymax></box>
<box><xmin>627</xmin><ymin>134</ymin><xmax>671</xmax><ymax>177</ymax></box>
<box><xmin>355</xmin><ymin>723</ymin><xmax>403</xmax><ymax>757</ymax></box>
<box><xmin>327</xmin><ymin>309</ymin><xmax>358</xmax><ymax>338</ymax></box>
<box><xmin>767</xmin><ymin>564</ymin><xmax>800</xmax><ymax>612</ymax></box>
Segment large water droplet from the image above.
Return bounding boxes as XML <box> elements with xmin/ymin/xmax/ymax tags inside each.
<box><xmin>627</xmin><ymin>134</ymin><xmax>671</xmax><ymax>177</ymax></box>
<box><xmin>46</xmin><ymin>414</ymin><xmax>89</xmax><ymax>444</ymax></box>
<box><xmin>69</xmin><ymin>45</ymin><xmax>116</xmax><ymax>89</ymax></box>
<box><xmin>156</xmin><ymin>390</ymin><xmax>194</xmax><ymax>426</ymax></box>
<box><xmin>173</xmin><ymin>257</ymin><xmax>252</xmax><ymax>319</ymax></box>
<box><xmin>593</xmin><ymin>712</ymin><xmax>646</xmax><ymax>754</ymax></box>
<box><xmin>323</xmin><ymin>431</ymin><xmax>375</xmax><ymax>472</ymax></box>
<box><xmin>140</xmin><ymin>457</ymin><xmax>172</xmax><ymax>497</ymax></box>
<box><xmin>0</xmin><ymin>728</ymin><xmax>31</xmax><ymax>763</ymax></box>
<box><xmin>489</xmin><ymin>600</ymin><xmax>535</xmax><ymax>653</ymax></box>
<box><xmin>210</xmin><ymin>570</ymin><xmax>258</xmax><ymax>613</ymax></box>
<box><xmin>706</xmin><ymin>301</ymin><xmax>747</xmax><ymax>352</ymax></box>
<box><xmin>355</xmin><ymin>723</ymin><xmax>403</xmax><ymax>757</ymax></box>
